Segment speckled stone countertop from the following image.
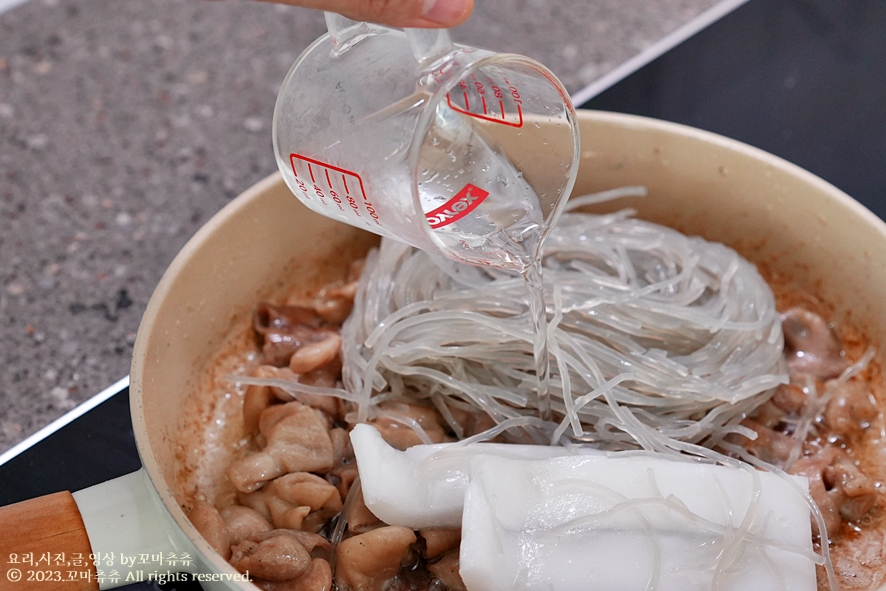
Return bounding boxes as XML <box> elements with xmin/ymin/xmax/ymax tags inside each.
<box><xmin>0</xmin><ymin>0</ymin><xmax>722</xmax><ymax>453</ymax></box>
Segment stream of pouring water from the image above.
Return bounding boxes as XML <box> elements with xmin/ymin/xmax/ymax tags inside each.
<box><xmin>416</xmin><ymin>101</ymin><xmax>554</xmax><ymax>424</ymax></box>
<box><xmin>524</xmin><ymin>259</ymin><xmax>551</xmax><ymax>422</ymax></box>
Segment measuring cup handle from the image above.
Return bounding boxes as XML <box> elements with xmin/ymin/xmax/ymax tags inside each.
<box><xmin>404</xmin><ymin>28</ymin><xmax>454</xmax><ymax>66</ymax></box>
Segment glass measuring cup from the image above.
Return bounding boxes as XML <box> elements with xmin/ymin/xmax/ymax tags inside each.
<box><xmin>272</xmin><ymin>14</ymin><xmax>580</xmax><ymax>270</ymax></box>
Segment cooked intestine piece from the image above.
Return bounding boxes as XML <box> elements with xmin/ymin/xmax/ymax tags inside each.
<box><xmin>243</xmin><ymin>365</ymin><xmax>293</xmax><ymax>436</ymax></box>
<box><xmin>790</xmin><ymin>446</ymin><xmax>879</xmax><ymax>535</ymax></box>
<box><xmin>426</xmin><ymin>551</ymin><xmax>466</xmax><ymax>591</ymax></box>
<box><xmin>445</xmin><ymin>405</ymin><xmax>497</xmax><ymax>440</ymax></box>
<box><xmin>782</xmin><ymin>308</ymin><xmax>848</xmax><ymax>380</ymax></box>
<box><xmin>228</xmin><ymin>401</ymin><xmax>334</xmax><ymax>493</ymax></box>
<box><xmin>728</xmin><ymin>418</ymin><xmax>800</xmax><ymax>465</ymax></box>
<box><xmin>346</xmin><ymin>487</ymin><xmax>383</xmax><ymax>534</ymax></box>
<box><xmin>289</xmin><ymin>333</ymin><xmax>342</xmax><ymax>374</ymax></box>
<box><xmin>310</xmin><ymin>259</ymin><xmax>363</xmax><ymax>324</ymax></box>
<box><xmin>313</xmin><ymin>280</ymin><xmax>359</xmax><ymax>324</ymax></box>
<box><xmin>188</xmin><ymin>500</ymin><xmax>232</xmax><ymax>560</ymax></box>
<box><xmin>253</xmin><ymin>303</ymin><xmax>338</xmax><ymax>367</ymax></box>
<box><xmin>327</xmin><ymin>426</ymin><xmax>359</xmax><ymax>499</ymax></box>
<box><xmin>419</xmin><ymin>528</ymin><xmax>461</xmax><ymax>559</ymax></box>
<box><xmin>299</xmin><ymin>364</ymin><xmax>345</xmax><ymax>419</ymax></box>
<box><xmin>772</xmin><ymin>382</ymin><xmax>810</xmax><ymax>415</ymax></box>
<box><xmin>743</xmin><ymin>381</ymin><xmax>808</xmax><ymax>427</ymax></box>
<box><xmin>823</xmin><ymin>380</ymin><xmax>879</xmax><ymax>438</ymax></box>
<box><xmin>243</xmin><ymin>364</ymin><xmax>345</xmax><ymax>425</ymax></box>
<box><xmin>237</xmin><ymin>486</ymin><xmax>300</xmax><ymax>529</ymax></box>
<box><xmin>459</xmin><ymin>454</ymin><xmax>814</xmax><ymax>591</ymax></box>
<box><xmin>251</xmin><ymin>558</ymin><xmax>333</xmax><ymax>591</ymax></box>
<box><xmin>237</xmin><ymin>472</ymin><xmax>342</xmax><ymax>533</ymax></box>
<box><xmin>230</xmin><ymin>530</ymin><xmax>313</xmax><ymax>582</ymax></box>
<box><xmin>367</xmin><ymin>402</ymin><xmax>451</xmax><ymax>450</ymax></box>
<box><xmin>350</xmin><ymin>424</ymin><xmax>599</xmax><ymax>529</ymax></box>
<box><xmin>334</xmin><ymin>526</ymin><xmax>417</xmax><ymax>591</ymax></box>
<box><xmin>275</xmin><ymin>472</ymin><xmax>343</xmax><ymax>533</ymax></box>
<box><xmin>239</xmin><ymin>528</ymin><xmax>332</xmax><ymax>561</ymax></box>
<box><xmin>220</xmin><ymin>504</ymin><xmax>273</xmax><ymax>546</ymax></box>
<box><xmin>287</xmin><ymin>558</ymin><xmax>333</xmax><ymax>591</ymax></box>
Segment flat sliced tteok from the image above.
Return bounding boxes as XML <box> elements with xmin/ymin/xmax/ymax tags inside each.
<box><xmin>460</xmin><ymin>454</ymin><xmax>815</xmax><ymax>591</ymax></box>
<box><xmin>349</xmin><ymin>423</ymin><xmax>596</xmax><ymax>529</ymax></box>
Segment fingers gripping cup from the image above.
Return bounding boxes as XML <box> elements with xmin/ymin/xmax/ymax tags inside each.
<box><xmin>272</xmin><ymin>14</ymin><xmax>580</xmax><ymax>270</ymax></box>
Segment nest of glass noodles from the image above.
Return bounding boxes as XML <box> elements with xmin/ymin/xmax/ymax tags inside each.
<box><xmin>302</xmin><ymin>192</ymin><xmax>787</xmax><ymax>452</ymax></box>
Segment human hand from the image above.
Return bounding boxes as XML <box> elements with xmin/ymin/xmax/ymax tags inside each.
<box><xmin>263</xmin><ymin>0</ymin><xmax>473</xmax><ymax>28</ymax></box>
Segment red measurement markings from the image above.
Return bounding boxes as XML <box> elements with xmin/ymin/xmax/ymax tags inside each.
<box><xmin>289</xmin><ymin>154</ymin><xmax>380</xmax><ymax>225</ymax></box>
<box><xmin>446</xmin><ymin>75</ymin><xmax>523</xmax><ymax>127</ymax></box>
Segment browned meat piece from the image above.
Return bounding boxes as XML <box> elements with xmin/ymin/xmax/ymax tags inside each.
<box><xmin>789</xmin><ymin>446</ymin><xmax>879</xmax><ymax>536</ymax></box>
<box><xmin>419</xmin><ymin>528</ymin><xmax>461</xmax><ymax>559</ymax></box>
<box><xmin>347</xmin><ymin>486</ymin><xmax>383</xmax><ymax>534</ymax></box>
<box><xmin>220</xmin><ymin>504</ymin><xmax>273</xmax><ymax>546</ymax></box>
<box><xmin>335</xmin><ymin>526</ymin><xmax>417</xmax><ymax>591</ymax></box>
<box><xmin>253</xmin><ymin>303</ymin><xmax>338</xmax><ymax>367</ymax></box>
<box><xmin>228</xmin><ymin>402</ymin><xmax>335</xmax><ymax>493</ymax></box>
<box><xmin>369</xmin><ymin>403</ymin><xmax>451</xmax><ymax>450</ymax></box>
<box><xmin>782</xmin><ymin>308</ymin><xmax>848</xmax><ymax>380</ymax></box>
<box><xmin>427</xmin><ymin>551</ymin><xmax>467</xmax><ymax>591</ymax></box>
<box><xmin>823</xmin><ymin>380</ymin><xmax>879</xmax><ymax>438</ymax></box>
<box><xmin>230</xmin><ymin>530</ymin><xmax>313</xmax><ymax>582</ymax></box>
<box><xmin>189</xmin><ymin>500</ymin><xmax>233</xmax><ymax>560</ymax></box>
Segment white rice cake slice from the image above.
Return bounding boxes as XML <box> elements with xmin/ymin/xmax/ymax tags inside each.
<box><xmin>351</xmin><ymin>423</ymin><xmax>597</xmax><ymax>529</ymax></box>
<box><xmin>460</xmin><ymin>453</ymin><xmax>815</xmax><ymax>591</ymax></box>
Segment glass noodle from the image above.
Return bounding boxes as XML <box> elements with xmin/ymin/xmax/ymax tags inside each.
<box><xmin>338</xmin><ymin>198</ymin><xmax>787</xmax><ymax>450</ymax></box>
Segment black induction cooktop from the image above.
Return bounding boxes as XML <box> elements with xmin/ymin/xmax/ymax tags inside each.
<box><xmin>581</xmin><ymin>0</ymin><xmax>886</xmax><ymax>220</ymax></box>
<box><xmin>2</xmin><ymin>1</ymin><xmax>884</xmax><ymax>589</ymax></box>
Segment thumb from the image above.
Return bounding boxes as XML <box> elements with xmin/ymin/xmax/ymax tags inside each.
<box><xmin>268</xmin><ymin>0</ymin><xmax>474</xmax><ymax>28</ymax></box>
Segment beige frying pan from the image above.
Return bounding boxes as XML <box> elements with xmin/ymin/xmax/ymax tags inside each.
<box><xmin>1</xmin><ymin>110</ymin><xmax>885</xmax><ymax>591</ymax></box>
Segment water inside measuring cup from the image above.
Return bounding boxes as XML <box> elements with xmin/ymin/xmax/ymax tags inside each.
<box><xmin>416</xmin><ymin>102</ymin><xmax>545</xmax><ymax>271</ymax></box>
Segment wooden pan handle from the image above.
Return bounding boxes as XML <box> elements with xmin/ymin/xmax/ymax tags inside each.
<box><xmin>0</xmin><ymin>492</ymin><xmax>98</xmax><ymax>591</ymax></box>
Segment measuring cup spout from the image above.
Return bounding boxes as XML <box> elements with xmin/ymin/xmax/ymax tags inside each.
<box><xmin>404</xmin><ymin>28</ymin><xmax>455</xmax><ymax>66</ymax></box>
<box><xmin>324</xmin><ymin>12</ymin><xmax>375</xmax><ymax>55</ymax></box>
